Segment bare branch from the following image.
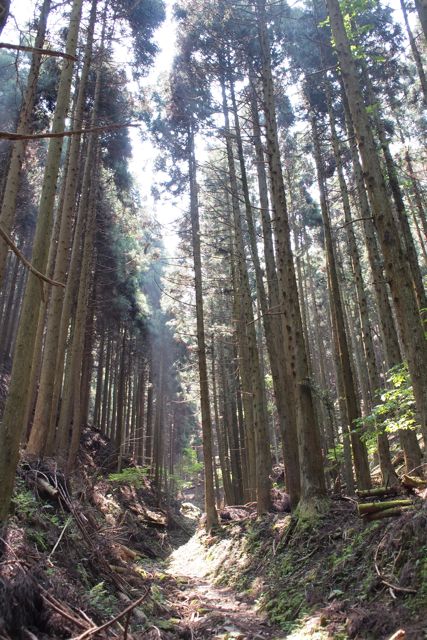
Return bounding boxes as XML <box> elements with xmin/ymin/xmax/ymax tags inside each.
<box><xmin>0</xmin><ymin>121</ymin><xmax>139</xmax><ymax>141</ymax></box>
<box><xmin>0</xmin><ymin>225</ymin><xmax>65</xmax><ymax>287</ymax></box>
<box><xmin>0</xmin><ymin>41</ymin><xmax>77</xmax><ymax>60</ymax></box>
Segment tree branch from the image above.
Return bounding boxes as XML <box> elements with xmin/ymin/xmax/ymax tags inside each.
<box><xmin>0</xmin><ymin>42</ymin><xmax>77</xmax><ymax>60</ymax></box>
<box><xmin>71</xmin><ymin>588</ymin><xmax>150</xmax><ymax>640</ymax></box>
<box><xmin>335</xmin><ymin>216</ymin><xmax>374</xmax><ymax>231</ymax></box>
<box><xmin>0</xmin><ymin>121</ymin><xmax>139</xmax><ymax>141</ymax></box>
<box><xmin>0</xmin><ymin>226</ymin><xmax>65</xmax><ymax>287</ymax></box>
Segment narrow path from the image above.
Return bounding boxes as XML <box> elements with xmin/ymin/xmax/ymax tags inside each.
<box><xmin>165</xmin><ymin>534</ymin><xmax>285</xmax><ymax>640</ymax></box>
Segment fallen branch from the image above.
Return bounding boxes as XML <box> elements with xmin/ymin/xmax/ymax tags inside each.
<box><xmin>0</xmin><ymin>121</ymin><xmax>139</xmax><ymax>141</ymax></box>
<box><xmin>0</xmin><ymin>42</ymin><xmax>77</xmax><ymax>60</ymax></box>
<box><xmin>48</xmin><ymin>515</ymin><xmax>72</xmax><ymax>559</ymax></box>
<box><xmin>356</xmin><ymin>486</ymin><xmax>400</xmax><ymax>499</ymax></box>
<box><xmin>358</xmin><ymin>499</ymin><xmax>412</xmax><ymax>516</ymax></box>
<box><xmin>0</xmin><ymin>226</ymin><xmax>65</xmax><ymax>288</ymax></box>
<box><xmin>71</xmin><ymin>587</ymin><xmax>150</xmax><ymax>640</ymax></box>
<box><xmin>41</xmin><ymin>592</ymin><xmax>89</xmax><ymax>631</ymax></box>
<box><xmin>387</xmin><ymin>630</ymin><xmax>406</xmax><ymax>640</ymax></box>
<box><xmin>364</xmin><ymin>506</ymin><xmax>413</xmax><ymax>521</ymax></box>
<box><xmin>374</xmin><ymin>536</ymin><xmax>417</xmax><ymax>595</ymax></box>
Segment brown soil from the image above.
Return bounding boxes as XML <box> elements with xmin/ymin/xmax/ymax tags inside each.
<box><xmin>0</xmin><ymin>431</ymin><xmax>425</xmax><ymax>640</ymax></box>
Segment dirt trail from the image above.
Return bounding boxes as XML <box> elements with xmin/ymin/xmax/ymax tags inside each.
<box><xmin>165</xmin><ymin>534</ymin><xmax>285</xmax><ymax>640</ymax></box>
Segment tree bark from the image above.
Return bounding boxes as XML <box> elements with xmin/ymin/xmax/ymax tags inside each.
<box><xmin>256</xmin><ymin>0</ymin><xmax>326</xmax><ymax>511</ymax></box>
<box><xmin>326</xmin><ymin>0</ymin><xmax>427</xmax><ymax>449</ymax></box>
<box><xmin>222</xmin><ymin>71</ymin><xmax>271</xmax><ymax>513</ymax></box>
<box><xmin>27</xmin><ymin>0</ymin><xmax>99</xmax><ymax>455</ymax></box>
<box><xmin>309</xmin><ymin>107</ymin><xmax>371</xmax><ymax>490</ymax></box>
<box><xmin>0</xmin><ymin>0</ymin><xmax>83</xmax><ymax>523</ymax></box>
<box><xmin>0</xmin><ymin>0</ymin><xmax>52</xmax><ymax>286</ymax></box>
<box><xmin>188</xmin><ymin>126</ymin><xmax>218</xmax><ymax>529</ymax></box>
<box><xmin>400</xmin><ymin>0</ymin><xmax>427</xmax><ymax>104</ymax></box>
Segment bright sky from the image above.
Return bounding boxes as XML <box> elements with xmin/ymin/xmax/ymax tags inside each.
<box><xmin>126</xmin><ymin>0</ymin><xmax>181</xmax><ymax>257</ymax></box>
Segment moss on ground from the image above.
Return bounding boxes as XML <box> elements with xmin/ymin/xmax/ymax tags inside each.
<box><xmin>202</xmin><ymin>503</ymin><xmax>427</xmax><ymax>639</ymax></box>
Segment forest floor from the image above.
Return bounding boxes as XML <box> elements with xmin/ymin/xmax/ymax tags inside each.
<box><xmin>0</xmin><ymin>429</ymin><xmax>426</xmax><ymax>640</ymax></box>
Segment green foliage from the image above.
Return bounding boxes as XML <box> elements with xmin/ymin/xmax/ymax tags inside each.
<box><xmin>326</xmin><ymin>442</ymin><xmax>344</xmax><ymax>467</ymax></box>
<box><xmin>178</xmin><ymin>447</ymin><xmax>203</xmax><ymax>489</ymax></box>
<box><xmin>87</xmin><ymin>582</ymin><xmax>116</xmax><ymax>616</ymax></box>
<box><xmin>181</xmin><ymin>447</ymin><xmax>203</xmax><ymax>475</ymax></box>
<box><xmin>27</xmin><ymin>528</ymin><xmax>48</xmax><ymax>551</ymax></box>
<box><xmin>13</xmin><ymin>484</ymin><xmax>39</xmax><ymax>519</ymax></box>
<box><xmin>108</xmin><ymin>466</ymin><xmax>148</xmax><ymax>488</ymax></box>
<box><xmin>356</xmin><ymin>363</ymin><xmax>418</xmax><ymax>437</ymax></box>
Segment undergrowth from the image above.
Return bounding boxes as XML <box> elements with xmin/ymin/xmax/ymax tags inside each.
<box><xmin>204</xmin><ymin>503</ymin><xmax>427</xmax><ymax>639</ymax></box>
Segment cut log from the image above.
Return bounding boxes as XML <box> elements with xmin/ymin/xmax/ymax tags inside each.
<box><xmin>356</xmin><ymin>486</ymin><xmax>399</xmax><ymax>498</ymax></box>
<box><xmin>365</xmin><ymin>506</ymin><xmax>413</xmax><ymax>521</ymax></box>
<box><xmin>358</xmin><ymin>499</ymin><xmax>412</xmax><ymax>516</ymax></box>
<box><xmin>35</xmin><ymin>477</ymin><xmax>58</xmax><ymax>498</ymax></box>
<box><xmin>113</xmin><ymin>543</ymin><xmax>139</xmax><ymax>561</ymax></box>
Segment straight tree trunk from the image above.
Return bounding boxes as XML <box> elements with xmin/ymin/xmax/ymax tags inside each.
<box><xmin>211</xmin><ymin>334</ymin><xmax>234</xmax><ymax>505</ymax></box>
<box><xmin>145</xmin><ymin>358</ymin><xmax>154</xmax><ymax>471</ymax></box>
<box><xmin>400</xmin><ymin>0</ymin><xmax>427</xmax><ymax>104</ymax></box>
<box><xmin>64</xmin><ymin>187</ymin><xmax>97</xmax><ymax>470</ymax></box>
<box><xmin>115</xmin><ymin>329</ymin><xmax>128</xmax><ymax>472</ymax></box>
<box><xmin>0</xmin><ymin>0</ymin><xmax>52</xmax><ymax>286</ymax></box>
<box><xmin>404</xmin><ymin>149</ymin><xmax>427</xmax><ymax>242</ymax></box>
<box><xmin>188</xmin><ymin>125</ymin><xmax>218</xmax><ymax>529</ymax></box>
<box><xmin>310</xmin><ymin>108</ymin><xmax>371</xmax><ymax>490</ymax></box>
<box><xmin>0</xmin><ymin>0</ymin><xmax>83</xmax><ymax>523</ymax></box>
<box><xmin>256</xmin><ymin>0</ymin><xmax>326</xmax><ymax>512</ymax></box>
<box><xmin>100</xmin><ymin>330</ymin><xmax>112</xmax><ymax>434</ymax></box>
<box><xmin>27</xmin><ymin>0</ymin><xmax>99</xmax><ymax>455</ymax></box>
<box><xmin>325</xmin><ymin>86</ymin><xmax>397</xmax><ymax>485</ymax></box>
<box><xmin>326</xmin><ymin>0</ymin><xmax>427</xmax><ymax>448</ymax></box>
<box><xmin>249</xmin><ymin>76</ymin><xmax>301</xmax><ymax>506</ymax></box>
<box><xmin>136</xmin><ymin>360</ymin><xmax>145</xmax><ymax>465</ymax></box>
<box><xmin>222</xmin><ymin>71</ymin><xmax>271</xmax><ymax>513</ymax></box>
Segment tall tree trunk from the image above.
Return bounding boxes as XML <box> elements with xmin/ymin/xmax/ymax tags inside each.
<box><xmin>250</xmin><ymin>75</ymin><xmax>301</xmax><ymax>506</ymax></box>
<box><xmin>222</xmin><ymin>71</ymin><xmax>271</xmax><ymax>513</ymax></box>
<box><xmin>325</xmin><ymin>85</ymin><xmax>397</xmax><ymax>485</ymax></box>
<box><xmin>310</xmin><ymin>108</ymin><xmax>371</xmax><ymax>490</ymax></box>
<box><xmin>64</xmin><ymin>186</ymin><xmax>97</xmax><ymax>470</ymax></box>
<box><xmin>145</xmin><ymin>356</ymin><xmax>154</xmax><ymax>471</ymax></box>
<box><xmin>100</xmin><ymin>330</ymin><xmax>112</xmax><ymax>434</ymax></box>
<box><xmin>136</xmin><ymin>360</ymin><xmax>145</xmax><ymax>465</ymax></box>
<box><xmin>27</xmin><ymin>0</ymin><xmax>99</xmax><ymax>455</ymax></box>
<box><xmin>0</xmin><ymin>0</ymin><xmax>52</xmax><ymax>286</ymax></box>
<box><xmin>0</xmin><ymin>0</ymin><xmax>83</xmax><ymax>523</ymax></box>
<box><xmin>211</xmin><ymin>334</ymin><xmax>234</xmax><ymax>505</ymax></box>
<box><xmin>188</xmin><ymin>126</ymin><xmax>218</xmax><ymax>529</ymax></box>
<box><xmin>326</xmin><ymin>0</ymin><xmax>427</xmax><ymax>448</ymax></box>
<box><xmin>400</xmin><ymin>0</ymin><xmax>427</xmax><ymax>104</ymax></box>
<box><xmin>115</xmin><ymin>328</ymin><xmax>127</xmax><ymax>472</ymax></box>
<box><xmin>404</xmin><ymin>149</ymin><xmax>427</xmax><ymax>242</ymax></box>
<box><xmin>256</xmin><ymin>0</ymin><xmax>326</xmax><ymax>512</ymax></box>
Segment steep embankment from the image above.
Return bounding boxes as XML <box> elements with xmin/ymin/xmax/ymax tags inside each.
<box><xmin>183</xmin><ymin>502</ymin><xmax>427</xmax><ymax>640</ymax></box>
<box><xmin>0</xmin><ymin>431</ymin><xmax>426</xmax><ymax>639</ymax></box>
